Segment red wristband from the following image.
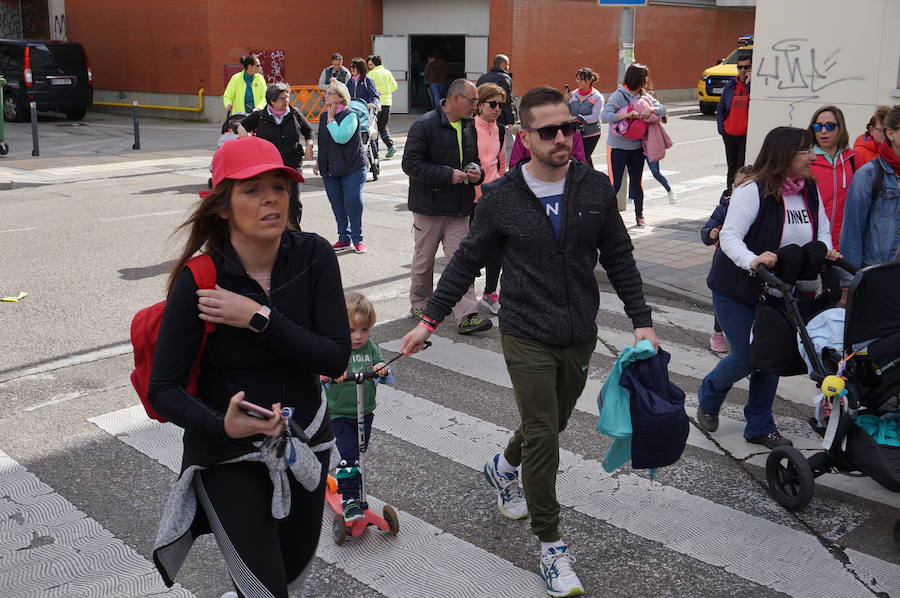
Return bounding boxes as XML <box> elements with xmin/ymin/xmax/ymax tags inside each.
<box><xmin>418</xmin><ymin>321</ymin><xmax>435</xmax><ymax>333</ymax></box>
<box><xmin>421</xmin><ymin>314</ymin><xmax>439</xmax><ymax>326</ymax></box>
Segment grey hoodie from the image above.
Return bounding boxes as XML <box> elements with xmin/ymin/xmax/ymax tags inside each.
<box><xmin>423</xmin><ymin>160</ymin><xmax>652</xmax><ymax>346</ymax></box>
<box><xmin>601</xmin><ymin>85</ymin><xmax>665</xmax><ymax>151</ymax></box>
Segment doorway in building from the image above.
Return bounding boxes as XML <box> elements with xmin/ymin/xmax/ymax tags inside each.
<box><xmin>409</xmin><ymin>35</ymin><xmax>465</xmax><ymax>112</ymax></box>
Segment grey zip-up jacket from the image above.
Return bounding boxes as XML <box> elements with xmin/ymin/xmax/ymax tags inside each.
<box><xmin>423</xmin><ymin>160</ymin><xmax>653</xmax><ymax>345</ymax></box>
<box><xmin>601</xmin><ymin>85</ymin><xmax>665</xmax><ymax>151</ymax></box>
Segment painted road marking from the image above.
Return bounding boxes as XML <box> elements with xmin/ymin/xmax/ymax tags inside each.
<box><xmin>89</xmin><ymin>407</ymin><xmax>546</xmax><ymax>598</ymax></box>
<box><xmin>0</xmin><ymin>449</ymin><xmax>195</xmax><ymax>597</ymax></box>
<box><xmin>380</xmin><ymin>335</ymin><xmax>899</xmax><ymax>509</ymax></box>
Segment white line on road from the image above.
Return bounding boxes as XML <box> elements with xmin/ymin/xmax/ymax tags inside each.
<box><xmin>0</xmin><ymin>342</ymin><xmax>132</xmax><ymax>384</ymax></box>
<box><xmin>89</xmin><ymin>406</ymin><xmax>546</xmax><ymax>598</ymax></box>
<box><xmin>0</xmin><ymin>449</ymin><xmax>195</xmax><ymax>598</ymax></box>
<box><xmin>100</xmin><ymin>209</ymin><xmax>186</xmax><ymax>222</ymax></box>
<box><xmin>0</xmin><ymin>227</ymin><xmax>37</xmax><ymax>234</ymax></box>
<box><xmin>673</xmin><ymin>136</ymin><xmax>723</xmax><ymax>146</ymax></box>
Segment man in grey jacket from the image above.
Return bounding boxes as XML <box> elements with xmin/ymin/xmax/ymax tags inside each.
<box><xmin>401</xmin><ymin>86</ymin><xmax>658</xmax><ymax>598</ymax></box>
<box><xmin>317</xmin><ymin>53</ymin><xmax>351</xmax><ymax>91</ymax></box>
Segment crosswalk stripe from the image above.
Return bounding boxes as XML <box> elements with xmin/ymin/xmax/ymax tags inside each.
<box><xmin>88</xmin><ymin>407</ymin><xmax>546</xmax><ymax>598</ymax></box>
<box><xmin>0</xmin><ymin>449</ymin><xmax>195</xmax><ymax>598</ymax></box>
<box><xmin>379</xmin><ymin>335</ymin><xmax>900</xmax><ymax>509</ymax></box>
<box><xmin>598</xmin><ymin>291</ymin><xmax>714</xmax><ymax>334</ymax></box>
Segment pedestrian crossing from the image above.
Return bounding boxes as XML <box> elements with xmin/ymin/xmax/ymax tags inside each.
<box><xmin>2</xmin><ymin>301</ymin><xmax>898</xmax><ymax>597</ymax></box>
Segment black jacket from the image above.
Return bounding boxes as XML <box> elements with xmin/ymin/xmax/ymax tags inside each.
<box><xmin>424</xmin><ymin>160</ymin><xmax>653</xmax><ymax>346</ymax></box>
<box><xmin>700</xmin><ymin>189</ymin><xmax>731</xmax><ymax>246</ymax></box>
<box><xmin>148</xmin><ymin>231</ymin><xmax>351</xmax><ymax>471</ymax></box>
<box><xmin>476</xmin><ymin>67</ymin><xmax>517</xmax><ymax>126</ymax></box>
<box><xmin>240</xmin><ymin>106</ymin><xmax>313</xmax><ymax>168</ymax></box>
<box><xmin>402</xmin><ymin>108</ymin><xmax>485</xmax><ymax>217</ymax></box>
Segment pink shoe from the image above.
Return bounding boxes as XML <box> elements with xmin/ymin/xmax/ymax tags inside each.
<box><xmin>709</xmin><ymin>332</ymin><xmax>727</xmax><ymax>352</ymax></box>
<box><xmin>354</xmin><ymin>242</ymin><xmax>367</xmax><ymax>254</ymax></box>
<box><xmin>332</xmin><ymin>240</ymin><xmax>351</xmax><ymax>251</ymax></box>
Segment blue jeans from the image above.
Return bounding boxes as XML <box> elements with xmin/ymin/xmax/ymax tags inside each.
<box><xmin>428</xmin><ymin>83</ymin><xmax>445</xmax><ymax>109</ymax></box>
<box><xmin>645</xmin><ymin>158</ymin><xmax>671</xmax><ymax>192</ymax></box>
<box><xmin>698</xmin><ymin>291</ymin><xmax>780</xmax><ymax>439</ymax></box>
<box><xmin>323</xmin><ymin>168</ymin><xmax>366</xmax><ymax>244</ymax></box>
<box><xmin>332</xmin><ymin>413</ymin><xmax>374</xmax><ymax>500</ymax></box>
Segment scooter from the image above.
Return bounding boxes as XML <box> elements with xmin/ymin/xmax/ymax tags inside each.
<box><xmin>324</xmin><ymin>342</ymin><xmax>430</xmax><ymax>545</ymax></box>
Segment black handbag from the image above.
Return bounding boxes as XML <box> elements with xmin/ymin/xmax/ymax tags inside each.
<box><xmin>748</xmin><ymin>303</ymin><xmax>808</xmax><ymax>376</ymax></box>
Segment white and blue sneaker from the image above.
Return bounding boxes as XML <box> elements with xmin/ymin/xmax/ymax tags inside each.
<box><xmin>539</xmin><ymin>545</ymin><xmax>584</xmax><ymax>597</ymax></box>
<box><xmin>482</xmin><ymin>454</ymin><xmax>529</xmax><ymax>520</ymax></box>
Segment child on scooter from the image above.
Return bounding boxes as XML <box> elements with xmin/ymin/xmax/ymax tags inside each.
<box><xmin>325</xmin><ymin>291</ymin><xmax>391</xmax><ymax>523</ymax></box>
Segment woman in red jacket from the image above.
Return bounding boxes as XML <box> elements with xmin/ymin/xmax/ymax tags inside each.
<box><xmin>853</xmin><ymin>105</ymin><xmax>890</xmax><ymax>166</ymax></box>
<box><xmin>807</xmin><ymin>105</ymin><xmax>855</xmax><ymax>249</ymax></box>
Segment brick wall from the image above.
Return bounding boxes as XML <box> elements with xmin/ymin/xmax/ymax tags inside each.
<box><xmin>67</xmin><ymin>0</ymin><xmax>382</xmax><ymax>95</ymax></box>
<box><xmin>490</xmin><ymin>0</ymin><xmax>753</xmax><ymax>98</ymax></box>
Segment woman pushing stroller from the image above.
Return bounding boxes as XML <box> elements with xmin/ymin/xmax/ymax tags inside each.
<box><xmin>697</xmin><ymin>126</ymin><xmax>842</xmax><ymax>449</ymax></box>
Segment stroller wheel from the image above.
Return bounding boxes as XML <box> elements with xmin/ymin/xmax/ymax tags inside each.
<box><xmin>894</xmin><ymin>519</ymin><xmax>900</xmax><ymax>551</ymax></box>
<box><xmin>766</xmin><ymin>446</ymin><xmax>815</xmax><ymax>510</ymax></box>
<box><xmin>207</xmin><ymin>177</ymin><xmax>213</xmax><ymax>189</ymax></box>
<box><xmin>332</xmin><ymin>513</ymin><xmax>348</xmax><ymax>545</ymax></box>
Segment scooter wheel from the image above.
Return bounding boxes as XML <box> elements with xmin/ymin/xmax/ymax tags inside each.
<box><xmin>766</xmin><ymin>445</ymin><xmax>814</xmax><ymax>510</ymax></box>
<box><xmin>0</xmin><ymin>143</ymin><xmax>8</xmax><ymax>155</ymax></box>
<box><xmin>893</xmin><ymin>518</ymin><xmax>900</xmax><ymax>551</ymax></box>
<box><xmin>332</xmin><ymin>514</ymin><xmax>348</xmax><ymax>545</ymax></box>
<box><xmin>325</xmin><ymin>475</ymin><xmax>338</xmax><ymax>495</ymax></box>
<box><xmin>383</xmin><ymin>505</ymin><xmax>399</xmax><ymax>535</ymax></box>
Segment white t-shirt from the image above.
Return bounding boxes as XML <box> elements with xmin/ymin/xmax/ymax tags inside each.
<box><xmin>720</xmin><ymin>181</ymin><xmax>832</xmax><ymax>271</ymax></box>
<box><xmin>522</xmin><ymin>163</ymin><xmax>567</xmax><ymax>238</ymax></box>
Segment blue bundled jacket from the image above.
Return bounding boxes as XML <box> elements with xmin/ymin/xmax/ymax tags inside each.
<box><xmin>596</xmin><ymin>340</ymin><xmax>688</xmax><ymax>473</ymax></box>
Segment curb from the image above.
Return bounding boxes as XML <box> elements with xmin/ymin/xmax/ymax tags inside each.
<box><xmin>667</xmin><ymin>105</ymin><xmax>701</xmax><ymax>116</ymax></box>
<box><xmin>596</xmin><ymin>269</ymin><xmax>713</xmax><ymax>310</ymax></box>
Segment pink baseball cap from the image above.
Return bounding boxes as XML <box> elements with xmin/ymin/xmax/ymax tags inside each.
<box><xmin>211</xmin><ymin>136</ymin><xmax>304</xmax><ymax>189</ymax></box>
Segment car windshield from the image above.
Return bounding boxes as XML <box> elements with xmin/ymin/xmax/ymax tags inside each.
<box><xmin>721</xmin><ymin>47</ymin><xmax>752</xmax><ymax>65</ymax></box>
<box><xmin>29</xmin><ymin>44</ymin><xmax>84</xmax><ymax>71</ymax></box>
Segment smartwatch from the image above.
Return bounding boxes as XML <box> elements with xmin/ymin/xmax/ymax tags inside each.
<box><xmin>249</xmin><ymin>305</ymin><xmax>272</xmax><ymax>333</ymax></box>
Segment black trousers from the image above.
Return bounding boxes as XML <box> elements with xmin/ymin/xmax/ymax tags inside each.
<box><xmin>376</xmin><ymin>106</ymin><xmax>393</xmax><ymax>149</ymax></box>
<box><xmin>581</xmin><ymin>134</ymin><xmax>601</xmax><ymax>169</ymax></box>
<box><xmin>722</xmin><ymin>133</ymin><xmax>746</xmax><ymax>189</ymax></box>
<box><xmin>195</xmin><ymin>457</ymin><xmax>328</xmax><ymax>598</ymax></box>
<box><xmin>610</xmin><ymin>147</ymin><xmax>646</xmax><ymax>219</ymax></box>
<box><xmin>288</xmin><ymin>179</ymin><xmax>302</xmax><ymax>229</ymax></box>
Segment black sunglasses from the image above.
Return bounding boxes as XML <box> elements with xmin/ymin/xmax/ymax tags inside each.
<box><xmin>481</xmin><ymin>100</ymin><xmax>503</xmax><ymax>109</ymax></box>
<box><xmin>737</xmin><ymin>64</ymin><xmax>752</xmax><ymax>70</ymax></box>
<box><xmin>523</xmin><ymin>122</ymin><xmax>579</xmax><ymax>140</ymax></box>
<box><xmin>811</xmin><ymin>122</ymin><xmax>838</xmax><ymax>132</ymax></box>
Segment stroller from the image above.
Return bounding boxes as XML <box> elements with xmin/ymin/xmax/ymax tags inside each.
<box><xmin>758</xmin><ymin>260</ymin><xmax>900</xmax><ymax>549</ymax></box>
<box><xmin>207</xmin><ymin>112</ymin><xmax>247</xmax><ymax>189</ymax></box>
<box><xmin>348</xmin><ymin>99</ymin><xmax>380</xmax><ymax>181</ymax></box>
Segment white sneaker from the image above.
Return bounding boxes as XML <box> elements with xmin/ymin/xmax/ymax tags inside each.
<box><xmin>667</xmin><ymin>190</ymin><xmax>677</xmax><ymax>204</ymax></box>
<box><xmin>221</xmin><ymin>592</ymin><xmax>238</xmax><ymax>598</ymax></box>
<box><xmin>539</xmin><ymin>545</ymin><xmax>584</xmax><ymax>597</ymax></box>
<box><xmin>482</xmin><ymin>453</ymin><xmax>528</xmax><ymax>520</ymax></box>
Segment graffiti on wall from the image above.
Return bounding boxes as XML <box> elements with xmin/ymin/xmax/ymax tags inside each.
<box><xmin>251</xmin><ymin>50</ymin><xmax>286</xmax><ymax>84</ymax></box>
<box><xmin>756</xmin><ymin>39</ymin><xmax>865</xmax><ymax>101</ymax></box>
<box><xmin>0</xmin><ymin>0</ymin><xmax>22</xmax><ymax>39</ymax></box>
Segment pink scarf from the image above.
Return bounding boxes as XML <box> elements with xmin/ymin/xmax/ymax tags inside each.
<box><xmin>333</xmin><ymin>103</ymin><xmax>347</xmax><ymax>114</ymax></box>
<box><xmin>268</xmin><ymin>106</ymin><xmax>288</xmax><ymax>118</ymax></box>
<box><xmin>352</xmin><ymin>74</ymin><xmax>362</xmax><ymax>82</ymax></box>
<box><xmin>781</xmin><ymin>177</ymin><xmax>806</xmax><ymax>196</ymax></box>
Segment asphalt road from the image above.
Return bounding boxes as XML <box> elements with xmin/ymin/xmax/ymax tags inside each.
<box><xmin>0</xmin><ymin>108</ymin><xmax>898</xmax><ymax>598</ymax></box>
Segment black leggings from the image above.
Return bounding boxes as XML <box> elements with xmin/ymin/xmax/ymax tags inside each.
<box><xmin>376</xmin><ymin>106</ymin><xmax>393</xmax><ymax>148</ymax></box>
<box><xmin>609</xmin><ymin>147</ymin><xmax>646</xmax><ymax>219</ymax></box>
<box><xmin>581</xmin><ymin>134</ymin><xmax>601</xmax><ymax>169</ymax></box>
<box><xmin>195</xmin><ymin>457</ymin><xmax>328</xmax><ymax>598</ymax></box>
<box><xmin>288</xmin><ymin>179</ymin><xmax>302</xmax><ymax>229</ymax></box>
<box><xmin>472</xmin><ymin>205</ymin><xmax>501</xmax><ymax>294</ymax></box>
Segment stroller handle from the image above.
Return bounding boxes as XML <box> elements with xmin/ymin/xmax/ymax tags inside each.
<box><xmin>756</xmin><ymin>258</ymin><xmax>860</xmax><ymax>292</ymax></box>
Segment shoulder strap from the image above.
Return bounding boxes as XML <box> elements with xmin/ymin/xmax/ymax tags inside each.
<box><xmin>849</xmin><ymin>154</ymin><xmax>857</xmax><ymax>173</ymax></box>
<box><xmin>186</xmin><ymin>254</ymin><xmax>216</xmax><ymax>334</ymax></box>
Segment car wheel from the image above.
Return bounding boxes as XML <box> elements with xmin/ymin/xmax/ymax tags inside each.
<box><xmin>64</xmin><ymin>107</ymin><xmax>87</xmax><ymax>121</ymax></box>
<box><xmin>4</xmin><ymin>92</ymin><xmax>27</xmax><ymax>122</ymax></box>
<box><xmin>699</xmin><ymin>102</ymin><xmax>717</xmax><ymax>116</ymax></box>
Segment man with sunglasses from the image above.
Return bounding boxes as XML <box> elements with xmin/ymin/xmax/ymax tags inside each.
<box><xmin>717</xmin><ymin>51</ymin><xmax>752</xmax><ymax>189</ymax></box>
<box><xmin>402</xmin><ymin>78</ymin><xmax>492</xmax><ymax>335</ymax></box>
<box><xmin>401</xmin><ymin>86</ymin><xmax>657</xmax><ymax>598</ymax></box>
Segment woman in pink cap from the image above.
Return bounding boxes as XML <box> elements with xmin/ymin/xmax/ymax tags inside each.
<box><xmin>148</xmin><ymin>136</ymin><xmax>351</xmax><ymax>598</ymax></box>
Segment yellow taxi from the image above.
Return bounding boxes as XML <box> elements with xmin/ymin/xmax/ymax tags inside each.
<box><xmin>697</xmin><ymin>35</ymin><xmax>753</xmax><ymax>115</ymax></box>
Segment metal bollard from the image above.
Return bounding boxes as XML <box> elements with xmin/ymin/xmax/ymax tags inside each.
<box><xmin>131</xmin><ymin>100</ymin><xmax>141</xmax><ymax>150</ymax></box>
<box><xmin>30</xmin><ymin>101</ymin><xmax>39</xmax><ymax>157</ymax></box>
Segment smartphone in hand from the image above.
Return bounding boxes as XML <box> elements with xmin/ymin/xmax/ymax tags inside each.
<box><xmin>238</xmin><ymin>400</ymin><xmax>276</xmax><ymax>420</ymax></box>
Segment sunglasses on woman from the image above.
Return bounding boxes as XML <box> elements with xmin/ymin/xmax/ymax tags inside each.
<box><xmin>480</xmin><ymin>101</ymin><xmax>503</xmax><ymax>109</ymax></box>
<box><xmin>523</xmin><ymin>122</ymin><xmax>579</xmax><ymax>140</ymax></box>
<box><xmin>812</xmin><ymin>122</ymin><xmax>838</xmax><ymax>132</ymax></box>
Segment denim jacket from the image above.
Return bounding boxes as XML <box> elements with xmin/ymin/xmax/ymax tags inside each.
<box><xmin>839</xmin><ymin>157</ymin><xmax>900</xmax><ymax>268</ymax></box>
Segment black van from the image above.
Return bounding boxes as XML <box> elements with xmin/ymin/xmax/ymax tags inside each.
<box><xmin>0</xmin><ymin>39</ymin><xmax>93</xmax><ymax>122</ymax></box>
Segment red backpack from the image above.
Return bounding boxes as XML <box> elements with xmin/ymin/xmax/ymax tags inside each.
<box><xmin>129</xmin><ymin>255</ymin><xmax>216</xmax><ymax>422</ymax></box>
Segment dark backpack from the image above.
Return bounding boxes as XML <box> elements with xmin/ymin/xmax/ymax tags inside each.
<box><xmin>129</xmin><ymin>255</ymin><xmax>216</xmax><ymax>422</ymax></box>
